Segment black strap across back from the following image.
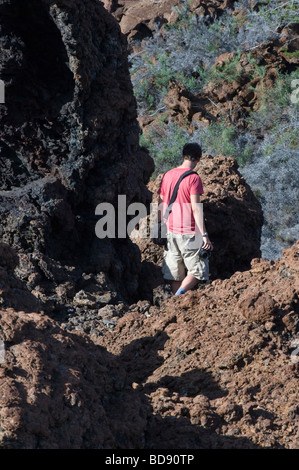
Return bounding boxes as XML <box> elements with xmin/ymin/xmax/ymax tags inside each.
<box><xmin>163</xmin><ymin>170</ymin><xmax>198</xmax><ymax>220</ymax></box>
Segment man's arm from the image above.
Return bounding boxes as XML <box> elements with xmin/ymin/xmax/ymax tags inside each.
<box><xmin>157</xmin><ymin>194</ymin><xmax>164</xmax><ymax>221</ymax></box>
<box><xmin>191</xmin><ymin>194</ymin><xmax>213</xmax><ymax>250</ymax></box>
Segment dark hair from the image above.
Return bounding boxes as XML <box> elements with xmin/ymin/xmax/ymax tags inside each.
<box><xmin>182</xmin><ymin>143</ymin><xmax>202</xmax><ymax>161</ymax></box>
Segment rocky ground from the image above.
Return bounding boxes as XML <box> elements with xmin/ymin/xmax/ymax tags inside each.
<box><xmin>0</xmin><ymin>241</ymin><xmax>298</xmax><ymax>448</ymax></box>
<box><xmin>99</xmin><ymin>241</ymin><xmax>299</xmax><ymax>449</ymax></box>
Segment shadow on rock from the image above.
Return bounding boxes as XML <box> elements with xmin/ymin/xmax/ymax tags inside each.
<box><xmin>143</xmin><ymin>369</ymin><xmax>228</xmax><ymax>400</ymax></box>
<box><xmin>0</xmin><ymin>308</ymin><xmax>263</xmax><ymax>449</ymax></box>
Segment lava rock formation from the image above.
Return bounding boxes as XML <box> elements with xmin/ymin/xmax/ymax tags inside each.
<box><xmin>0</xmin><ymin>0</ymin><xmax>154</xmax><ymax>310</ymax></box>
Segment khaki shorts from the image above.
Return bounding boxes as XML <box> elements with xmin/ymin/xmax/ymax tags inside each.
<box><xmin>162</xmin><ymin>232</ymin><xmax>209</xmax><ymax>282</ymax></box>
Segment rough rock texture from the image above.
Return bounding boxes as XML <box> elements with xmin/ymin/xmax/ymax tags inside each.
<box><xmin>0</xmin><ymin>0</ymin><xmax>297</xmax><ymax>450</ymax></box>
<box><xmin>0</xmin><ymin>308</ymin><xmax>150</xmax><ymax>449</ymax></box>
<box><xmin>104</xmin><ymin>0</ymin><xmax>236</xmax><ymax>42</ymax></box>
<box><xmin>1</xmin><ymin>242</ymin><xmax>297</xmax><ymax>448</ymax></box>
<box><xmin>132</xmin><ymin>154</ymin><xmax>263</xmax><ymax>301</ymax></box>
<box><xmin>196</xmin><ymin>155</ymin><xmax>263</xmax><ymax>278</ymax></box>
<box><xmin>0</xmin><ymin>0</ymin><xmax>154</xmax><ymax>309</ymax></box>
<box><xmin>0</xmin><ymin>242</ymin><xmax>41</xmax><ymax>314</ymax></box>
<box><xmin>137</xmin><ymin>38</ymin><xmax>297</xmax><ymax>136</ymax></box>
<box><xmin>202</xmin><ymin>42</ymin><xmax>297</xmax><ymax>130</ymax></box>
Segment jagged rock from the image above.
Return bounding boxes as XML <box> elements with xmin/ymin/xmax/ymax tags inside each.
<box><xmin>101</xmin><ymin>0</ymin><xmax>118</xmax><ymax>12</ymax></box>
<box><xmin>203</xmin><ymin>45</ymin><xmax>291</xmax><ymax>128</ymax></box>
<box><xmin>0</xmin><ymin>308</ymin><xmax>148</xmax><ymax>448</ymax></box>
<box><xmin>99</xmin><ymin>241</ymin><xmax>299</xmax><ymax>449</ymax></box>
<box><xmin>0</xmin><ymin>0</ymin><xmax>297</xmax><ymax>451</ymax></box>
<box><xmin>196</xmin><ymin>154</ymin><xmax>263</xmax><ymax>277</ymax></box>
<box><xmin>189</xmin><ymin>0</ymin><xmax>235</xmax><ymax>17</ymax></box>
<box><xmin>0</xmin><ymin>243</ymin><xmax>41</xmax><ymax>313</ymax></box>
<box><xmin>105</xmin><ymin>0</ymin><xmax>237</xmax><ymax>42</ymax></box>
<box><xmin>162</xmin><ymin>80</ymin><xmax>217</xmax><ymax>125</ymax></box>
<box><xmin>153</xmin><ymin>43</ymin><xmax>292</xmax><ymax>132</ymax></box>
<box><xmin>0</xmin><ymin>0</ymin><xmax>154</xmax><ymax>308</ymax></box>
<box><xmin>107</xmin><ymin>0</ymin><xmax>183</xmax><ymax>40</ymax></box>
<box><xmin>0</xmin><ymin>244</ymin><xmax>298</xmax><ymax>448</ymax></box>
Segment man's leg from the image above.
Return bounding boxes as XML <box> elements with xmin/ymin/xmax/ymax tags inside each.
<box><xmin>162</xmin><ymin>234</ymin><xmax>185</xmax><ymax>294</ymax></box>
<box><xmin>175</xmin><ymin>235</ymin><xmax>209</xmax><ymax>295</ymax></box>
<box><xmin>180</xmin><ymin>274</ymin><xmax>199</xmax><ymax>291</ymax></box>
<box><xmin>173</xmin><ymin>274</ymin><xmax>198</xmax><ymax>295</ymax></box>
<box><xmin>171</xmin><ymin>280</ymin><xmax>181</xmax><ymax>294</ymax></box>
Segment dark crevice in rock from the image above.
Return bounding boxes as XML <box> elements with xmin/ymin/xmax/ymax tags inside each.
<box><xmin>7</xmin><ymin>0</ymin><xmax>75</xmax><ymax>124</ymax></box>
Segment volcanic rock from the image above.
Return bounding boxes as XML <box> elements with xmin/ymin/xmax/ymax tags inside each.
<box><xmin>0</xmin><ymin>0</ymin><xmax>297</xmax><ymax>451</ymax></box>
<box><xmin>0</xmin><ymin>0</ymin><xmax>154</xmax><ymax>309</ymax></box>
<box><xmin>133</xmin><ymin>153</ymin><xmax>263</xmax><ymax>301</ymax></box>
<box><xmin>0</xmin><ymin>308</ymin><xmax>149</xmax><ymax>448</ymax></box>
<box><xmin>0</xmin><ymin>242</ymin><xmax>41</xmax><ymax>313</ymax></box>
<box><xmin>0</xmin><ymin>244</ymin><xmax>297</xmax><ymax>448</ymax></box>
<box><xmin>106</xmin><ymin>0</ymin><xmax>237</xmax><ymax>42</ymax></box>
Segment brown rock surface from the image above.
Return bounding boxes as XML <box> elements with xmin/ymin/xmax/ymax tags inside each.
<box><xmin>100</xmin><ymin>241</ymin><xmax>299</xmax><ymax>449</ymax></box>
<box><xmin>0</xmin><ymin>0</ymin><xmax>298</xmax><ymax>450</ymax></box>
<box><xmin>0</xmin><ymin>242</ymin><xmax>41</xmax><ymax>314</ymax></box>
<box><xmin>145</xmin><ymin>41</ymin><xmax>294</xmax><ymax>133</ymax></box>
<box><xmin>107</xmin><ymin>0</ymin><xmax>237</xmax><ymax>41</ymax></box>
<box><xmin>112</xmin><ymin>0</ymin><xmax>181</xmax><ymax>41</ymax></box>
<box><xmin>0</xmin><ymin>308</ymin><xmax>148</xmax><ymax>448</ymax></box>
<box><xmin>135</xmin><ymin>36</ymin><xmax>297</xmax><ymax>136</ymax></box>
<box><xmin>203</xmin><ymin>45</ymin><xmax>292</xmax><ymax>129</ymax></box>
<box><xmin>1</xmin><ymin>242</ymin><xmax>298</xmax><ymax>448</ymax></box>
<box><xmin>133</xmin><ymin>154</ymin><xmax>263</xmax><ymax>301</ymax></box>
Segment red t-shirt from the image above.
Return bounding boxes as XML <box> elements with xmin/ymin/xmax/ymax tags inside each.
<box><xmin>158</xmin><ymin>168</ymin><xmax>204</xmax><ymax>234</ymax></box>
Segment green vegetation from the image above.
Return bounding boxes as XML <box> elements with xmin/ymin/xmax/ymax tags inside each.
<box><xmin>131</xmin><ymin>3</ymin><xmax>299</xmax><ymax>173</ymax></box>
<box><xmin>130</xmin><ymin>0</ymin><xmax>299</xmax><ymax>259</ymax></box>
<box><xmin>132</xmin><ymin>51</ymin><xmax>202</xmax><ymax>111</ymax></box>
<box><xmin>280</xmin><ymin>46</ymin><xmax>299</xmax><ymax>59</ymax></box>
<box><xmin>198</xmin><ymin>52</ymin><xmax>243</xmax><ymax>86</ymax></box>
<box><xmin>197</xmin><ymin>120</ymin><xmax>254</xmax><ymax>166</ymax></box>
<box><xmin>138</xmin><ymin>66</ymin><xmax>299</xmax><ymax>170</ymax></box>
<box><xmin>140</xmin><ymin>120</ymin><xmax>189</xmax><ymax>178</ymax></box>
<box><xmin>246</xmin><ymin>68</ymin><xmax>299</xmax><ymax>134</ymax></box>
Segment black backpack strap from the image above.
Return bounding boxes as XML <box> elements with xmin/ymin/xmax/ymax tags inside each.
<box><xmin>164</xmin><ymin>170</ymin><xmax>198</xmax><ymax>220</ymax></box>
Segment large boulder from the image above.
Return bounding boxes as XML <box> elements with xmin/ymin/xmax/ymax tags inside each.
<box><xmin>0</xmin><ymin>0</ymin><xmax>154</xmax><ymax>309</ymax></box>
<box><xmin>195</xmin><ymin>154</ymin><xmax>263</xmax><ymax>277</ymax></box>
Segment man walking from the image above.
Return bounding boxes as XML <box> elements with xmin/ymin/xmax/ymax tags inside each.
<box><xmin>158</xmin><ymin>143</ymin><xmax>213</xmax><ymax>295</ymax></box>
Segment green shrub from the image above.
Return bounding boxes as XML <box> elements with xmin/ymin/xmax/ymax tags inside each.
<box><xmin>140</xmin><ymin>120</ymin><xmax>189</xmax><ymax>178</ymax></box>
<box><xmin>192</xmin><ymin>119</ymin><xmax>255</xmax><ymax>166</ymax></box>
<box><xmin>246</xmin><ymin>68</ymin><xmax>299</xmax><ymax>132</ymax></box>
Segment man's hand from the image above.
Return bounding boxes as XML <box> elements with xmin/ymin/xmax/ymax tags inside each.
<box><xmin>202</xmin><ymin>235</ymin><xmax>213</xmax><ymax>251</ymax></box>
<box><xmin>190</xmin><ymin>194</ymin><xmax>213</xmax><ymax>251</ymax></box>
